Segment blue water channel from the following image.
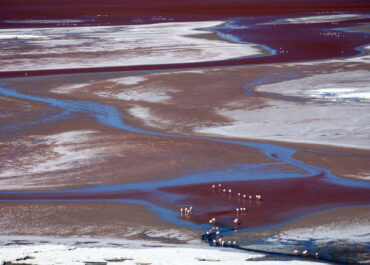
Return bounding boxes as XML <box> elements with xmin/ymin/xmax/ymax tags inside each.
<box><xmin>1</xmin><ymin>83</ymin><xmax>369</xmax><ymax>264</ymax></box>
<box><xmin>1</xmin><ymin>84</ymin><xmax>369</xmax><ymax>194</ymax></box>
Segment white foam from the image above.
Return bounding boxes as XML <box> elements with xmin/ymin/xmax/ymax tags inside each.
<box><xmin>315</xmin><ymin>88</ymin><xmax>355</xmax><ymax>93</ymax></box>
<box><xmin>0</xmin><ymin>34</ymin><xmax>45</xmax><ymax>39</ymax></box>
<box><xmin>345</xmin><ymin>171</ymin><xmax>370</xmax><ymax>181</ymax></box>
<box><xmin>337</xmin><ymin>92</ymin><xmax>370</xmax><ymax>99</ymax></box>
<box><xmin>282</xmin><ymin>14</ymin><xmax>365</xmax><ymax>24</ymax></box>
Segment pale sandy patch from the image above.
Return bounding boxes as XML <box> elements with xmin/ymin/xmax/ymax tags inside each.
<box><xmin>277</xmin><ymin>222</ymin><xmax>370</xmax><ymax>244</ymax></box>
<box><xmin>345</xmin><ymin>171</ymin><xmax>370</xmax><ymax>181</ymax></box>
<box><xmin>256</xmin><ymin>70</ymin><xmax>370</xmax><ymax>102</ymax></box>
<box><xmin>108</xmin><ymin>76</ymin><xmax>147</xmax><ymax>86</ymax></box>
<box><xmin>129</xmin><ymin>105</ymin><xmax>171</xmax><ymax>128</ymax></box>
<box><xmin>96</xmin><ymin>86</ymin><xmax>173</xmax><ymax>103</ymax></box>
<box><xmin>51</xmin><ymin>83</ymin><xmax>89</xmax><ymax>94</ymax></box>
<box><xmin>0</xmin><ymin>130</ymin><xmax>107</xmax><ymax>189</ymax></box>
<box><xmin>195</xmin><ymin>99</ymin><xmax>370</xmax><ymax>149</ymax></box>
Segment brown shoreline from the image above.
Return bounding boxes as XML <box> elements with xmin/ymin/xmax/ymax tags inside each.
<box><xmin>0</xmin><ymin>201</ymin><xmax>201</xmax><ymax>243</ymax></box>
<box><xmin>224</xmin><ymin>205</ymin><xmax>370</xmax><ymax>263</ymax></box>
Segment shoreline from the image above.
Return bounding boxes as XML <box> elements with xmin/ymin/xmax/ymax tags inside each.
<box><xmin>0</xmin><ymin>243</ymin><xmax>330</xmax><ymax>265</ymax></box>
<box><xmin>0</xmin><ymin>203</ymin><xmax>367</xmax><ymax>264</ymax></box>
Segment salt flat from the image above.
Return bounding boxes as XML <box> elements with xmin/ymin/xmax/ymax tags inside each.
<box><xmin>0</xmin><ymin>21</ymin><xmax>267</xmax><ymax>72</ymax></box>
<box><xmin>0</xmin><ymin>244</ymin><xmax>327</xmax><ymax>265</ymax></box>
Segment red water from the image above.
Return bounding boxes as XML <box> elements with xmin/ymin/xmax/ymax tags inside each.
<box><xmin>1</xmin><ymin>173</ymin><xmax>369</xmax><ymax>230</ymax></box>
<box><xmin>0</xmin><ymin>1</ymin><xmax>369</xmax><ymax>78</ymax></box>
<box><xmin>158</xmin><ymin>174</ymin><xmax>370</xmax><ymax>228</ymax></box>
<box><xmin>1</xmin><ymin>0</ymin><xmax>369</xmax><ymax>25</ymax></box>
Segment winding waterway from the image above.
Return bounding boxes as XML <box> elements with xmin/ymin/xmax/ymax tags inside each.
<box><xmin>0</xmin><ymin>83</ymin><xmax>369</xmax><ymax>263</ymax></box>
<box><xmin>1</xmin><ymin>12</ymin><xmax>370</xmax><ymax>264</ymax></box>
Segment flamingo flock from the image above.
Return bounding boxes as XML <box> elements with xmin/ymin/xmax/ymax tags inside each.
<box><xmin>294</xmin><ymin>249</ymin><xmax>319</xmax><ymax>258</ymax></box>
<box><xmin>212</xmin><ymin>183</ymin><xmax>262</xmax><ymax>201</ymax></box>
<box><xmin>205</xmin><ymin>220</ymin><xmax>238</xmax><ymax>249</ymax></box>
<box><xmin>178</xmin><ymin>183</ymin><xmax>265</xmax><ymax>249</ymax></box>
<box><xmin>179</xmin><ymin>182</ymin><xmax>263</xmax><ymax>229</ymax></box>
<box><xmin>178</xmin><ymin>182</ymin><xmax>321</xmax><ymax>259</ymax></box>
<box><xmin>180</xmin><ymin>206</ymin><xmax>192</xmax><ymax>216</ymax></box>
<box><xmin>319</xmin><ymin>31</ymin><xmax>344</xmax><ymax>38</ymax></box>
